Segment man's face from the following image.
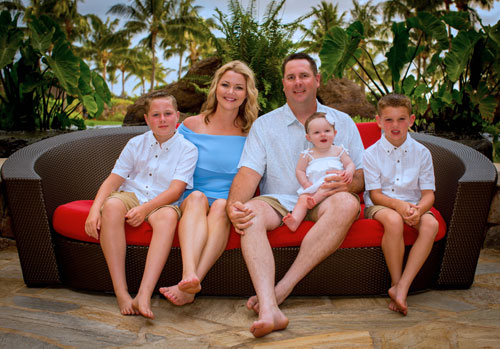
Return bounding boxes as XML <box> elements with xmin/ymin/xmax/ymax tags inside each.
<box><xmin>282</xmin><ymin>59</ymin><xmax>320</xmax><ymax>106</ymax></box>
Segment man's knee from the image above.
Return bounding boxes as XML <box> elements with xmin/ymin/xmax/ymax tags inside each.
<box><xmin>320</xmin><ymin>192</ymin><xmax>359</xmax><ymax>216</ymax></box>
<box><xmin>244</xmin><ymin>199</ymin><xmax>282</xmax><ymax>232</ymax></box>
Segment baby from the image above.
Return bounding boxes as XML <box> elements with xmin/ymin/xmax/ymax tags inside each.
<box><xmin>283</xmin><ymin>112</ymin><xmax>356</xmax><ymax>231</ymax></box>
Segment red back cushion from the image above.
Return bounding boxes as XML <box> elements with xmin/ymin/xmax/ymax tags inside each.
<box><xmin>356</xmin><ymin>122</ymin><xmax>381</xmax><ymax>149</ymax></box>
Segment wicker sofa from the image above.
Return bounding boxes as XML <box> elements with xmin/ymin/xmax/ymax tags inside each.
<box><xmin>2</xmin><ymin>124</ymin><xmax>497</xmax><ymax>297</ymax></box>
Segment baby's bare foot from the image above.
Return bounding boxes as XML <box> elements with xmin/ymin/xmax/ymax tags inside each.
<box><xmin>306</xmin><ymin>196</ymin><xmax>317</xmax><ymax>209</ymax></box>
<box><xmin>282</xmin><ymin>213</ymin><xmax>300</xmax><ymax>232</ymax></box>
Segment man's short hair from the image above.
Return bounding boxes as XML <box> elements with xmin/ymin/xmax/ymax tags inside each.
<box><xmin>377</xmin><ymin>94</ymin><xmax>412</xmax><ymax>115</ymax></box>
<box><xmin>282</xmin><ymin>52</ymin><xmax>318</xmax><ymax>76</ymax></box>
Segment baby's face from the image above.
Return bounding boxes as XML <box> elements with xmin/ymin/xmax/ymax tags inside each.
<box><xmin>305</xmin><ymin>117</ymin><xmax>336</xmax><ymax>149</ymax></box>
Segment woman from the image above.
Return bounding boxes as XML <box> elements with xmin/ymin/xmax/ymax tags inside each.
<box><xmin>159</xmin><ymin>61</ymin><xmax>259</xmax><ymax>305</ymax></box>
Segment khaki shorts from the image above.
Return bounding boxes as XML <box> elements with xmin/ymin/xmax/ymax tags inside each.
<box><xmin>253</xmin><ymin>192</ymin><xmax>360</xmax><ymax>224</ymax></box>
<box><xmin>105</xmin><ymin>191</ymin><xmax>181</xmax><ymax>220</ymax></box>
<box><xmin>364</xmin><ymin>204</ymin><xmax>434</xmax><ymax>219</ymax></box>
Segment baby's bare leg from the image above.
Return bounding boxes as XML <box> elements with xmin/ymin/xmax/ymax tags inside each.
<box><xmin>307</xmin><ymin>188</ymin><xmax>329</xmax><ymax>209</ymax></box>
<box><xmin>283</xmin><ymin>194</ymin><xmax>310</xmax><ymax>232</ymax></box>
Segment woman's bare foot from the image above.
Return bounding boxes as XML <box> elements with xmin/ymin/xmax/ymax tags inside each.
<box><xmin>132</xmin><ymin>294</ymin><xmax>154</xmax><ymax>319</ymax></box>
<box><xmin>282</xmin><ymin>213</ymin><xmax>300</xmax><ymax>232</ymax></box>
<box><xmin>159</xmin><ymin>285</ymin><xmax>195</xmax><ymax>306</ymax></box>
<box><xmin>178</xmin><ymin>276</ymin><xmax>201</xmax><ymax>294</ymax></box>
<box><xmin>250</xmin><ymin>306</ymin><xmax>289</xmax><ymax>338</ymax></box>
<box><xmin>388</xmin><ymin>285</ymin><xmax>408</xmax><ymax>315</ymax></box>
<box><xmin>116</xmin><ymin>292</ymin><xmax>139</xmax><ymax>316</ymax></box>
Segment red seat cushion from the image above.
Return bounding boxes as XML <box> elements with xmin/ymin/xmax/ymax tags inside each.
<box><xmin>356</xmin><ymin>122</ymin><xmax>381</xmax><ymax>149</ymax></box>
<box><xmin>53</xmin><ymin>200</ymin><xmax>446</xmax><ymax>249</ymax></box>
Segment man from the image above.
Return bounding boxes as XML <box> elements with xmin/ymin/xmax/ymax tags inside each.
<box><xmin>226</xmin><ymin>52</ymin><xmax>365</xmax><ymax>337</ymax></box>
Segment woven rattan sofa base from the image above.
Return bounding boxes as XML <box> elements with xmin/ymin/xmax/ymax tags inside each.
<box><xmin>53</xmin><ymin>234</ymin><xmax>446</xmax><ymax>296</ymax></box>
<box><xmin>2</xmin><ymin>126</ymin><xmax>497</xmax><ymax>296</ymax></box>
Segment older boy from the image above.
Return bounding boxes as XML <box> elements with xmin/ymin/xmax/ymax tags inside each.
<box><xmin>363</xmin><ymin>94</ymin><xmax>439</xmax><ymax>315</ymax></box>
<box><xmin>85</xmin><ymin>91</ymin><xmax>197</xmax><ymax>319</ymax></box>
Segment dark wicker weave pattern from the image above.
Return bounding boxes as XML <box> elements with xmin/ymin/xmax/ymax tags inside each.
<box><xmin>2</xmin><ymin>127</ymin><xmax>497</xmax><ymax>296</ymax></box>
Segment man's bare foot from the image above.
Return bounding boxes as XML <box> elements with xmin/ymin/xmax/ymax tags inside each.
<box><xmin>388</xmin><ymin>285</ymin><xmax>408</xmax><ymax>315</ymax></box>
<box><xmin>246</xmin><ymin>284</ymin><xmax>291</xmax><ymax>315</ymax></box>
<box><xmin>132</xmin><ymin>294</ymin><xmax>154</xmax><ymax>319</ymax></box>
<box><xmin>282</xmin><ymin>213</ymin><xmax>300</xmax><ymax>232</ymax></box>
<box><xmin>306</xmin><ymin>196</ymin><xmax>317</xmax><ymax>209</ymax></box>
<box><xmin>250</xmin><ymin>307</ymin><xmax>289</xmax><ymax>338</ymax></box>
<box><xmin>116</xmin><ymin>292</ymin><xmax>139</xmax><ymax>316</ymax></box>
<box><xmin>178</xmin><ymin>276</ymin><xmax>201</xmax><ymax>294</ymax></box>
<box><xmin>159</xmin><ymin>286</ymin><xmax>195</xmax><ymax>306</ymax></box>
<box><xmin>246</xmin><ymin>295</ymin><xmax>260</xmax><ymax>314</ymax></box>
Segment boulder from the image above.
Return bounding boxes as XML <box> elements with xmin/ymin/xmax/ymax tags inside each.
<box><xmin>318</xmin><ymin>78</ymin><xmax>376</xmax><ymax>120</ymax></box>
<box><xmin>123</xmin><ymin>57</ymin><xmax>222</xmax><ymax>126</ymax></box>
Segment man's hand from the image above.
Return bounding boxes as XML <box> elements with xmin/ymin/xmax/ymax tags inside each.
<box><xmin>227</xmin><ymin>201</ymin><xmax>255</xmax><ymax>235</ymax></box>
<box><xmin>320</xmin><ymin>170</ymin><xmax>349</xmax><ymax>196</ymax></box>
<box><xmin>125</xmin><ymin>205</ymin><xmax>147</xmax><ymax>227</ymax></box>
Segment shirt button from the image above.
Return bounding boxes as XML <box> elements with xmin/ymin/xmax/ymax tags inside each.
<box><xmin>397</xmin><ymin>160</ymin><xmax>400</xmax><ymax>163</ymax></box>
<box><xmin>392</xmin><ymin>189</ymin><xmax>394</xmax><ymax>192</ymax></box>
<box><xmin>146</xmin><ymin>185</ymin><xmax>149</xmax><ymax>189</ymax></box>
<box><xmin>155</xmin><ymin>155</ymin><xmax>158</xmax><ymax>158</ymax></box>
<box><xmin>396</xmin><ymin>178</ymin><xmax>399</xmax><ymax>181</ymax></box>
<box><xmin>149</xmin><ymin>173</ymin><xmax>152</xmax><ymax>176</ymax></box>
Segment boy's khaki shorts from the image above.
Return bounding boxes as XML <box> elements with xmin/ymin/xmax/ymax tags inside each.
<box><xmin>105</xmin><ymin>191</ymin><xmax>181</xmax><ymax>221</ymax></box>
<box><xmin>364</xmin><ymin>205</ymin><xmax>434</xmax><ymax>219</ymax></box>
<box><xmin>252</xmin><ymin>192</ymin><xmax>360</xmax><ymax>225</ymax></box>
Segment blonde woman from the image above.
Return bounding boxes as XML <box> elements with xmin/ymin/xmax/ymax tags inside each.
<box><xmin>160</xmin><ymin>61</ymin><xmax>259</xmax><ymax>305</ymax></box>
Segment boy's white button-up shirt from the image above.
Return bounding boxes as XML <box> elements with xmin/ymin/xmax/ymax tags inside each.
<box><xmin>238</xmin><ymin>101</ymin><xmax>365</xmax><ymax>211</ymax></box>
<box><xmin>363</xmin><ymin>134</ymin><xmax>435</xmax><ymax>207</ymax></box>
<box><xmin>112</xmin><ymin>130</ymin><xmax>198</xmax><ymax>205</ymax></box>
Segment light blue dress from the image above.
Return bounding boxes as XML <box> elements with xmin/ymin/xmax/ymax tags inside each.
<box><xmin>177</xmin><ymin>122</ymin><xmax>246</xmax><ymax>205</ymax></box>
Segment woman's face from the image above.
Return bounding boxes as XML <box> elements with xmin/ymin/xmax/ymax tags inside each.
<box><xmin>216</xmin><ymin>70</ymin><xmax>247</xmax><ymax>112</ymax></box>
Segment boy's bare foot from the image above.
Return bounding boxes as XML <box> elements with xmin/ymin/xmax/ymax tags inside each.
<box><xmin>132</xmin><ymin>294</ymin><xmax>154</xmax><ymax>319</ymax></box>
<box><xmin>250</xmin><ymin>307</ymin><xmax>289</xmax><ymax>338</ymax></box>
<box><xmin>178</xmin><ymin>276</ymin><xmax>201</xmax><ymax>294</ymax></box>
<box><xmin>159</xmin><ymin>285</ymin><xmax>195</xmax><ymax>306</ymax></box>
<box><xmin>116</xmin><ymin>292</ymin><xmax>139</xmax><ymax>316</ymax></box>
<box><xmin>282</xmin><ymin>213</ymin><xmax>299</xmax><ymax>232</ymax></box>
<box><xmin>388</xmin><ymin>285</ymin><xmax>408</xmax><ymax>315</ymax></box>
<box><xmin>306</xmin><ymin>196</ymin><xmax>317</xmax><ymax>209</ymax></box>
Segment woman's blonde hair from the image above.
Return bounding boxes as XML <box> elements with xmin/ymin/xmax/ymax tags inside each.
<box><xmin>201</xmin><ymin>60</ymin><xmax>259</xmax><ymax>133</ymax></box>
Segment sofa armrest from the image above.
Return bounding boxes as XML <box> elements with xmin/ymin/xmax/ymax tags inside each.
<box><xmin>1</xmin><ymin>126</ymin><xmax>148</xmax><ymax>286</ymax></box>
<box><xmin>411</xmin><ymin>133</ymin><xmax>498</xmax><ymax>288</ymax></box>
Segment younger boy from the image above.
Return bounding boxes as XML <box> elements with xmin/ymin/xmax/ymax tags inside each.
<box><xmin>85</xmin><ymin>91</ymin><xmax>197</xmax><ymax>319</ymax></box>
<box><xmin>363</xmin><ymin>94</ymin><xmax>439</xmax><ymax>315</ymax></box>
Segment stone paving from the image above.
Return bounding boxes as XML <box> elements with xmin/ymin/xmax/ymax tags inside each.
<box><xmin>1</xmin><ymin>240</ymin><xmax>500</xmax><ymax>348</ymax></box>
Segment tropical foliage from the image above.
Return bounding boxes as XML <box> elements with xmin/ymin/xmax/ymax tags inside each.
<box><xmin>210</xmin><ymin>0</ymin><xmax>309</xmax><ymax>114</ymax></box>
<box><xmin>0</xmin><ymin>11</ymin><xmax>111</xmax><ymax>131</ymax></box>
<box><xmin>319</xmin><ymin>10</ymin><xmax>500</xmax><ymax>154</ymax></box>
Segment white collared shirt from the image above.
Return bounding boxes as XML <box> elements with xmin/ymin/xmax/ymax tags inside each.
<box><xmin>112</xmin><ymin>130</ymin><xmax>198</xmax><ymax>205</ymax></box>
<box><xmin>363</xmin><ymin>134</ymin><xmax>435</xmax><ymax>207</ymax></box>
<box><xmin>238</xmin><ymin>101</ymin><xmax>365</xmax><ymax>211</ymax></box>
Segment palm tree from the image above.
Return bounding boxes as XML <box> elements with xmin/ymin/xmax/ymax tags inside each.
<box><xmin>160</xmin><ymin>0</ymin><xmax>215</xmax><ymax>80</ymax></box>
<box><xmin>1</xmin><ymin>0</ymin><xmax>88</xmax><ymax>43</ymax></box>
<box><xmin>108</xmin><ymin>0</ymin><xmax>175</xmax><ymax>92</ymax></box>
<box><xmin>299</xmin><ymin>1</ymin><xmax>346</xmax><ymax>54</ymax></box>
<box><xmin>79</xmin><ymin>14</ymin><xmax>129</xmax><ymax>84</ymax></box>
